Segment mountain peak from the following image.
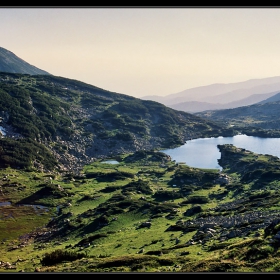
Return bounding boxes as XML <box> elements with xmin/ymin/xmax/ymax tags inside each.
<box><xmin>0</xmin><ymin>46</ymin><xmax>51</xmax><ymax>75</ymax></box>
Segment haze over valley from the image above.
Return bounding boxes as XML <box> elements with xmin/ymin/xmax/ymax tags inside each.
<box><xmin>142</xmin><ymin>76</ymin><xmax>280</xmax><ymax>113</ymax></box>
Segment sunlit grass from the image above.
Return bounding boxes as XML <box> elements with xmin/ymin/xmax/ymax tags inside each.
<box><xmin>1</xmin><ymin>147</ymin><xmax>280</xmax><ymax>272</ymax></box>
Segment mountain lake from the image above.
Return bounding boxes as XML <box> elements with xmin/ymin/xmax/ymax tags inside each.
<box><xmin>160</xmin><ymin>134</ymin><xmax>280</xmax><ymax>170</ymax></box>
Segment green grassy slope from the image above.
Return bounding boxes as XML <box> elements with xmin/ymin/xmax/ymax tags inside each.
<box><xmin>0</xmin><ymin>72</ymin><xmax>235</xmax><ymax>173</ymax></box>
<box><xmin>1</xmin><ymin>147</ymin><xmax>280</xmax><ymax>272</ymax></box>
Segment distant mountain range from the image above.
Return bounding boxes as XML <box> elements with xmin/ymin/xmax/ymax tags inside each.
<box><xmin>0</xmin><ymin>46</ymin><xmax>51</xmax><ymax>75</ymax></box>
<box><xmin>2</xmin><ymin>45</ymin><xmax>280</xmax><ymax>114</ymax></box>
<box><xmin>142</xmin><ymin>77</ymin><xmax>280</xmax><ymax>113</ymax></box>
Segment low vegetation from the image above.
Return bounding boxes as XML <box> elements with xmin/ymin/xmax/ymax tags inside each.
<box><xmin>2</xmin><ymin>52</ymin><xmax>280</xmax><ymax>273</ymax></box>
<box><xmin>1</xmin><ymin>147</ymin><xmax>280</xmax><ymax>272</ymax></box>
<box><xmin>0</xmin><ymin>72</ymin><xmax>236</xmax><ymax>173</ymax></box>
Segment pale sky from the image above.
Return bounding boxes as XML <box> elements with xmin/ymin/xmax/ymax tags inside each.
<box><xmin>2</xmin><ymin>7</ymin><xmax>280</xmax><ymax>98</ymax></box>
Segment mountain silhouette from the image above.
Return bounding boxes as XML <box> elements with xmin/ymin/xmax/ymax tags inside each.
<box><xmin>0</xmin><ymin>46</ymin><xmax>51</xmax><ymax>75</ymax></box>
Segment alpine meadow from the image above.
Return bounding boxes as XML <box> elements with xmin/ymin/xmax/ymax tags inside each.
<box><xmin>2</xmin><ymin>46</ymin><xmax>280</xmax><ymax>273</ymax></box>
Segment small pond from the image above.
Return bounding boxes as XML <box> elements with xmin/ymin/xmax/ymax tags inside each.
<box><xmin>101</xmin><ymin>160</ymin><xmax>119</xmax><ymax>164</ymax></box>
<box><xmin>0</xmin><ymin>201</ymin><xmax>11</xmax><ymax>206</ymax></box>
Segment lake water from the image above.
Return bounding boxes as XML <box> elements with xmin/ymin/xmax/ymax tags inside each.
<box><xmin>0</xmin><ymin>126</ymin><xmax>6</xmax><ymax>136</ymax></box>
<box><xmin>101</xmin><ymin>160</ymin><xmax>119</xmax><ymax>164</ymax></box>
<box><xmin>160</xmin><ymin>134</ymin><xmax>280</xmax><ymax>170</ymax></box>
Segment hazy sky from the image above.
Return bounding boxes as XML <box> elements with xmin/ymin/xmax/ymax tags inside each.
<box><xmin>2</xmin><ymin>7</ymin><xmax>280</xmax><ymax>98</ymax></box>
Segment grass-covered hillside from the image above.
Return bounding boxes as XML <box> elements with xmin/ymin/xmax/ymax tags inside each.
<box><xmin>195</xmin><ymin>101</ymin><xmax>280</xmax><ymax>138</ymax></box>
<box><xmin>2</xmin><ymin>147</ymin><xmax>280</xmax><ymax>272</ymax></box>
<box><xmin>0</xmin><ymin>72</ymin><xmax>235</xmax><ymax>173</ymax></box>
